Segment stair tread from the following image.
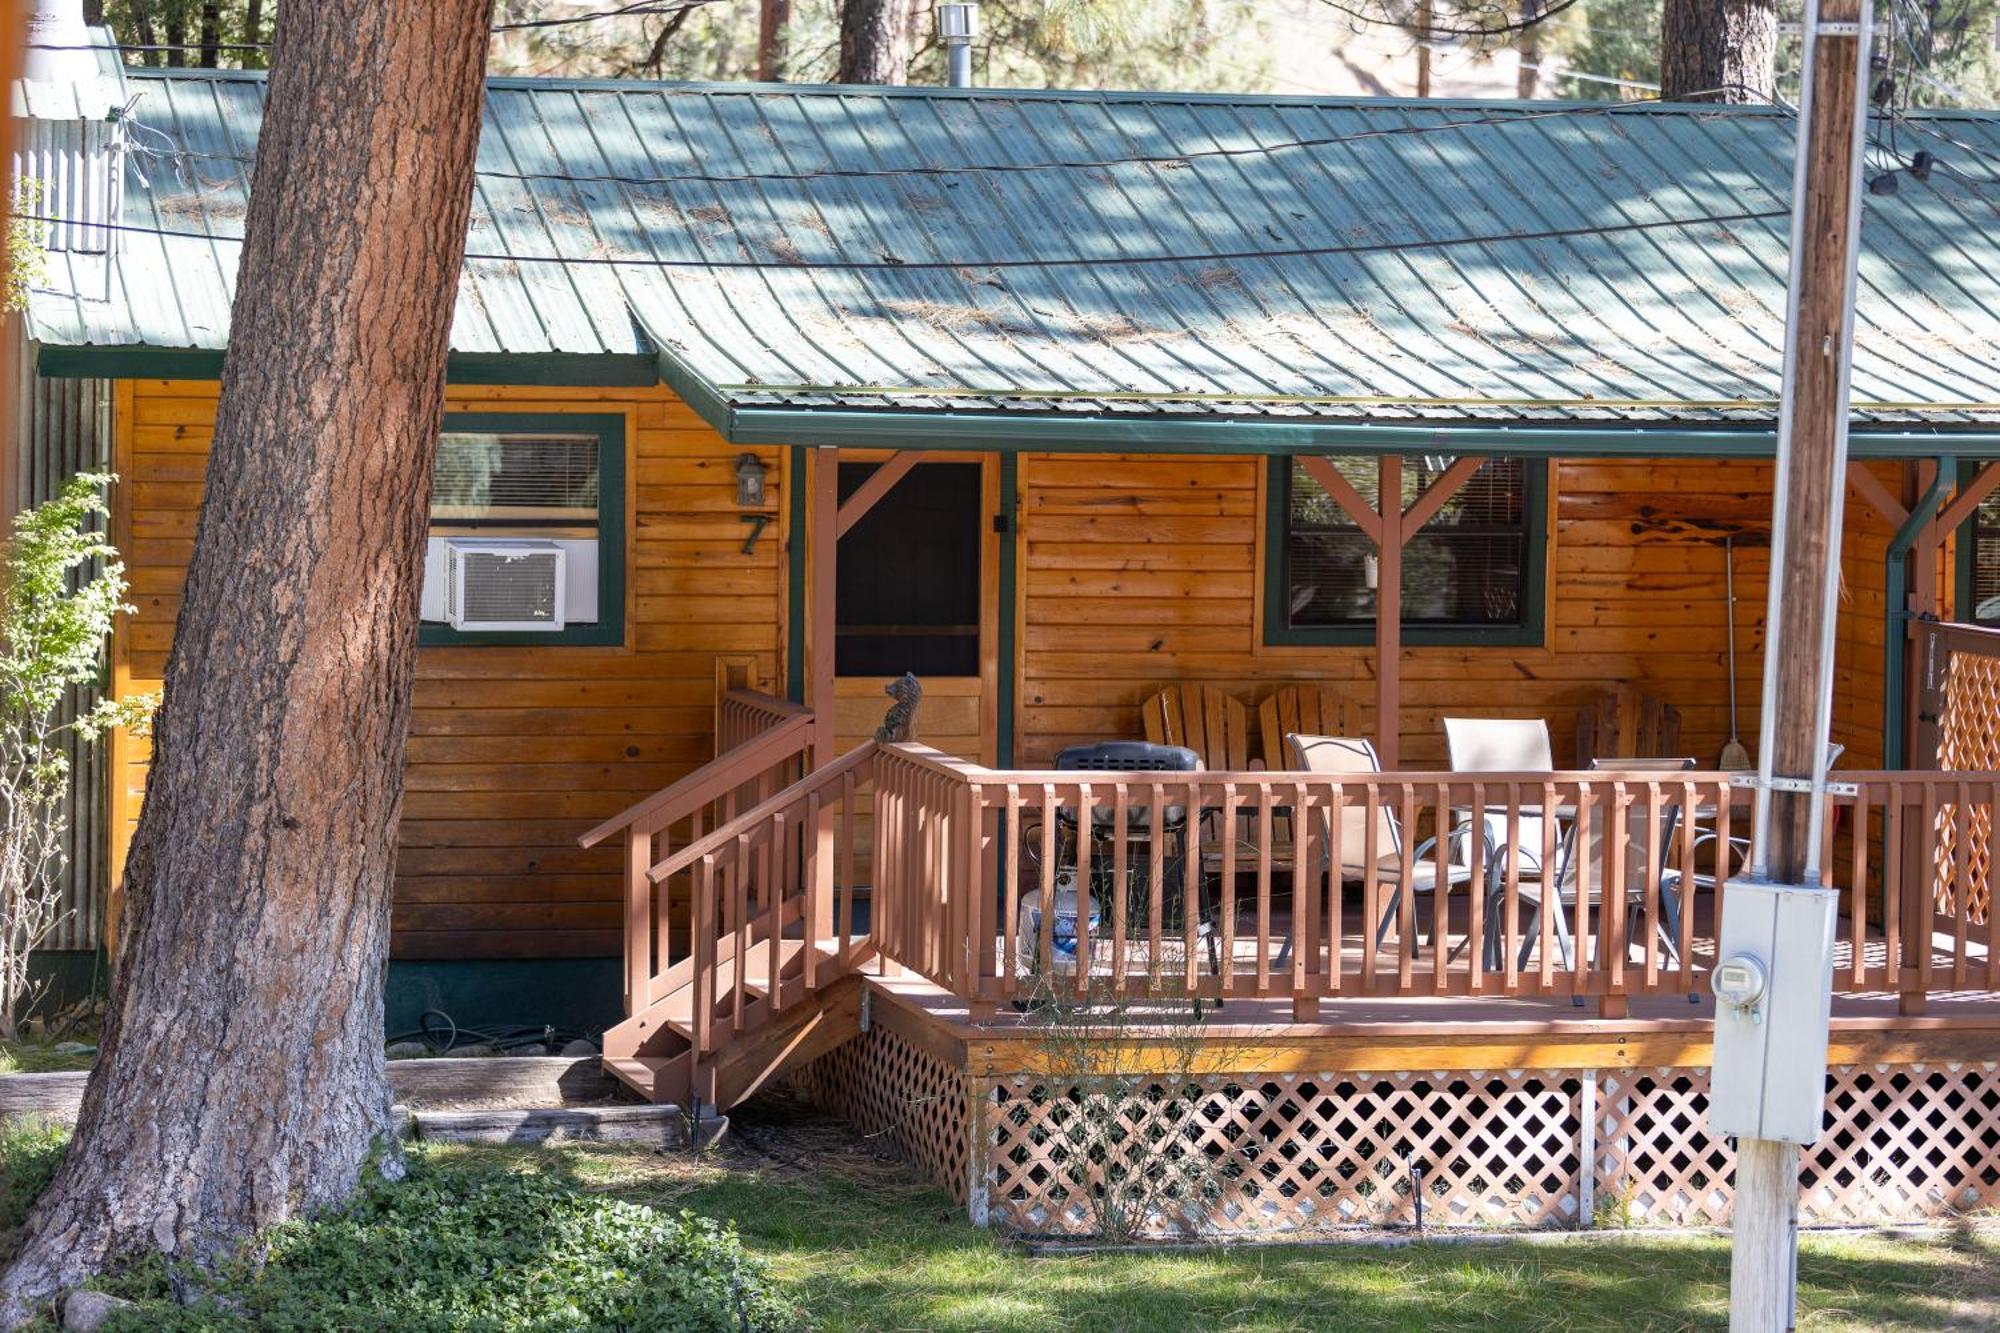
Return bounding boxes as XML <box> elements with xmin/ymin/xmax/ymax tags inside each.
<box><xmin>648</xmin><ymin>938</ymin><xmax>835</xmax><ymax>1033</ymax></box>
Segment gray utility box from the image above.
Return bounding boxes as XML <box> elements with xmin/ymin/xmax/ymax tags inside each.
<box><xmin>1708</xmin><ymin>880</ymin><xmax>1839</xmax><ymax>1144</ymax></box>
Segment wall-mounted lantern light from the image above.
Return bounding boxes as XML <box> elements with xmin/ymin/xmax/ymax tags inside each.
<box><xmin>735</xmin><ymin>453</ymin><xmax>768</xmax><ymax>508</ymax></box>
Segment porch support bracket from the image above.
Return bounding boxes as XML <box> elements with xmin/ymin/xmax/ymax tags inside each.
<box><xmin>1294</xmin><ymin>454</ymin><xmax>1481</xmax><ymax>770</ymax></box>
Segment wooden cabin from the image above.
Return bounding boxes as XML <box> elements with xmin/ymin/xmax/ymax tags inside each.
<box><xmin>14</xmin><ymin>61</ymin><xmax>2000</xmax><ymax>1235</ymax></box>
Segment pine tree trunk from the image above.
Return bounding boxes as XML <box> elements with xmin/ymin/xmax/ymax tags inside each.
<box><xmin>839</xmin><ymin>0</ymin><xmax>911</xmax><ymax>84</ymax></box>
<box><xmin>197</xmin><ymin>1</ymin><xmax>221</xmax><ymax>67</ymax></box>
<box><xmin>1660</xmin><ymin>0</ymin><xmax>1778</xmax><ymax>102</ymax></box>
<box><xmin>1516</xmin><ymin>0</ymin><xmax>1543</xmax><ymax>98</ymax></box>
<box><xmin>758</xmin><ymin>0</ymin><xmax>791</xmax><ymax>81</ymax></box>
<box><xmin>0</xmin><ymin>1</ymin><xmax>490</xmax><ymax>1324</ymax></box>
<box><xmin>163</xmin><ymin>0</ymin><xmax>185</xmax><ymax>67</ymax></box>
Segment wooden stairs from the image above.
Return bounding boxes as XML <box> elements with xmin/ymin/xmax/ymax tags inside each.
<box><xmin>602</xmin><ymin>935</ymin><xmax>865</xmax><ymax>1112</ymax></box>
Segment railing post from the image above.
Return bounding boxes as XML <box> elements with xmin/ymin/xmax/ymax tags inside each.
<box><xmin>625</xmin><ymin>827</ymin><xmax>650</xmax><ymax>1016</ymax></box>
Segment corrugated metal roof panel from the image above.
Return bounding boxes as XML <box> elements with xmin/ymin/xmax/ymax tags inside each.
<box><xmin>18</xmin><ymin>71</ymin><xmax>2000</xmax><ymax>427</ymax></box>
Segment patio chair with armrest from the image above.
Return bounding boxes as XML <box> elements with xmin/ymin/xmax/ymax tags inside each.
<box><xmin>1285</xmin><ymin>734</ymin><xmax>1479</xmax><ymax>964</ymax></box>
<box><xmin>1442</xmin><ymin>717</ymin><xmax>1573</xmax><ymax>971</ymax></box>
<box><xmin>1583</xmin><ymin>756</ymin><xmax>1699</xmax><ymax>971</ymax></box>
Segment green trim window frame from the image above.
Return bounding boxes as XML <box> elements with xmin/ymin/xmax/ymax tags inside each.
<box><xmin>1263</xmin><ymin>456</ymin><xmax>1548</xmax><ymax>648</ymax></box>
<box><xmin>419</xmin><ymin>412</ymin><xmax>626</xmax><ymax>648</ymax></box>
<box><xmin>1954</xmin><ymin>458</ymin><xmax>2000</xmax><ymax>627</ymax></box>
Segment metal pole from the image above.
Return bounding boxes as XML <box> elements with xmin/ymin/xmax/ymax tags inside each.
<box><xmin>937</xmin><ymin>3</ymin><xmax>978</xmax><ymax>88</ymax></box>
<box><xmin>1730</xmin><ymin>0</ymin><xmax>1874</xmax><ymax>1326</ymax></box>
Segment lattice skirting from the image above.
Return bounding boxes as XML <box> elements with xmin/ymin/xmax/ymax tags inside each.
<box><xmin>1597</xmin><ymin>1064</ymin><xmax>2000</xmax><ymax>1227</ymax></box>
<box><xmin>791</xmin><ymin>1022</ymin><xmax>973</xmax><ymax>1205</ymax></box>
<box><xmin>796</xmin><ymin>1044</ymin><xmax>2000</xmax><ymax>1238</ymax></box>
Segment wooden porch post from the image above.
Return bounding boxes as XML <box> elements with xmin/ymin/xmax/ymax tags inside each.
<box><xmin>809</xmin><ymin>448</ymin><xmax>840</xmax><ymax>945</ymax></box>
<box><xmin>810</xmin><ymin>446</ymin><xmax>839</xmax><ymax>773</ymax></box>
<box><xmin>1294</xmin><ymin>453</ymin><xmax>1481</xmax><ymax>770</ymax></box>
<box><xmin>1376</xmin><ymin>455</ymin><xmax>1403</xmax><ymax>770</ymax></box>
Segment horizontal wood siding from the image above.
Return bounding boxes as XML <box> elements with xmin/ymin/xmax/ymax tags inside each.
<box><xmin>1017</xmin><ymin>453</ymin><xmax>1893</xmax><ymax>770</ymax></box>
<box><xmin>111</xmin><ymin>380</ymin><xmax>785</xmax><ymax>960</ymax></box>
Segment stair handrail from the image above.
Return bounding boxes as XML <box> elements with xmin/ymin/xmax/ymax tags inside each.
<box><xmin>651</xmin><ymin>740</ymin><xmax>879</xmax><ymax>884</ymax></box>
<box><xmin>671</xmin><ymin>740</ymin><xmax>880</xmax><ymax>1057</ymax></box>
<box><xmin>577</xmin><ymin>710</ymin><xmax>814</xmax><ymax>849</ymax></box>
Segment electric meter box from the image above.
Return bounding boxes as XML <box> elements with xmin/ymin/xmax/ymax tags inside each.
<box><xmin>1708</xmin><ymin>879</ymin><xmax>1840</xmax><ymax>1144</ymax></box>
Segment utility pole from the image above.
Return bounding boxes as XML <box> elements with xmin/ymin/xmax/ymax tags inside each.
<box><xmin>1711</xmin><ymin>0</ymin><xmax>1874</xmax><ymax>1328</ymax></box>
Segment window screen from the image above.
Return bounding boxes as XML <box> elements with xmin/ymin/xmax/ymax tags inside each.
<box><xmin>431</xmin><ymin>433</ymin><xmax>600</xmax><ymax>528</ymax></box>
<box><xmin>1280</xmin><ymin>457</ymin><xmax>1534</xmax><ymax>632</ymax></box>
<box><xmin>1970</xmin><ymin>490</ymin><xmax>2000</xmax><ymax>624</ymax></box>
<box><xmin>836</xmin><ymin>461</ymin><xmax>981</xmax><ymax>677</ymax></box>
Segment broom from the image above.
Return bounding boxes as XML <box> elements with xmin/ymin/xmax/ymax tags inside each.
<box><xmin>1720</xmin><ymin>536</ymin><xmax>1752</xmax><ymax>769</ymax></box>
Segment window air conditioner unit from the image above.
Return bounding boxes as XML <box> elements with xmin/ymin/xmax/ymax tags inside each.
<box><xmin>443</xmin><ymin>539</ymin><xmax>566</xmax><ymax>632</ymax></box>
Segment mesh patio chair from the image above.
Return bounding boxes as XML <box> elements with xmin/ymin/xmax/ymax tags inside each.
<box><xmin>1285</xmin><ymin>734</ymin><xmax>1479</xmax><ymax>964</ymax></box>
<box><xmin>1443</xmin><ymin>717</ymin><xmax>1568</xmax><ymax>971</ymax></box>
<box><xmin>1581</xmin><ymin>756</ymin><xmax>1699</xmax><ymax>970</ymax></box>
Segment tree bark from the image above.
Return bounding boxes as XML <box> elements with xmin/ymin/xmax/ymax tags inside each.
<box><xmin>1660</xmin><ymin>0</ymin><xmax>1778</xmax><ymax>102</ymax></box>
<box><xmin>197</xmin><ymin>1</ymin><xmax>221</xmax><ymax>66</ymax></box>
<box><xmin>758</xmin><ymin>0</ymin><xmax>791</xmax><ymax>81</ymax></box>
<box><xmin>1516</xmin><ymin>0</ymin><xmax>1543</xmax><ymax>99</ymax></box>
<box><xmin>162</xmin><ymin>0</ymin><xmax>186</xmax><ymax>67</ymax></box>
<box><xmin>839</xmin><ymin>0</ymin><xmax>912</xmax><ymax>84</ymax></box>
<box><xmin>0</xmin><ymin>0</ymin><xmax>490</xmax><ymax>1324</ymax></box>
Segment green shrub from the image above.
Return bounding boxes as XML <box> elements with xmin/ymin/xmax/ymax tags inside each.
<box><xmin>102</xmin><ymin>1153</ymin><xmax>805</xmax><ymax>1332</ymax></box>
<box><xmin>0</xmin><ymin>1126</ymin><xmax>802</xmax><ymax>1331</ymax></box>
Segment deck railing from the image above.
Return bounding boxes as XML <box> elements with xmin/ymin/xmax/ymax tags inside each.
<box><xmin>648</xmin><ymin>743</ymin><xmax>877</xmax><ymax>1055</ymax></box>
<box><xmin>868</xmin><ymin>744</ymin><xmax>1997</xmax><ymax>1015</ymax></box>
<box><xmin>716</xmin><ymin>687</ymin><xmax>812</xmax><ymax>755</ymax></box>
<box><xmin>581</xmin><ymin>688</ymin><xmax>814</xmax><ymax>1015</ymax></box>
<box><xmin>601</xmin><ymin>730</ymin><xmax>1998</xmax><ymax>1029</ymax></box>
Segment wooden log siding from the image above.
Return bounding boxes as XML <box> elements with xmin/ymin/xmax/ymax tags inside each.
<box><xmin>109</xmin><ymin>380</ymin><xmax>786</xmax><ymax>960</ymax></box>
<box><xmin>113</xmin><ymin>403</ymin><xmax>1906</xmax><ymax>962</ymax></box>
<box><xmin>1018</xmin><ymin>453</ymin><xmax>1894</xmax><ymax>771</ymax></box>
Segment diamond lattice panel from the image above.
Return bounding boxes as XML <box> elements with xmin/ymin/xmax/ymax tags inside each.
<box><xmin>1596</xmin><ymin>1064</ymin><xmax>2000</xmax><ymax>1226</ymax></box>
<box><xmin>793</xmin><ymin>1024</ymin><xmax>971</xmax><ymax>1204</ymax></box>
<box><xmin>1933</xmin><ymin>649</ymin><xmax>2000</xmax><ymax>923</ymax></box>
<box><xmin>988</xmin><ymin>1069</ymin><xmax>1585</xmax><ymax>1238</ymax></box>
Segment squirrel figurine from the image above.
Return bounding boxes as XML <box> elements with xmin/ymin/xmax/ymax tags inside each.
<box><xmin>875</xmin><ymin>673</ymin><xmax>923</xmax><ymax>743</ymax></box>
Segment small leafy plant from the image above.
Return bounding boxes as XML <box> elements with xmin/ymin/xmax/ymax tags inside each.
<box><xmin>0</xmin><ymin>474</ymin><xmax>152</xmax><ymax>1037</ymax></box>
<box><xmin>99</xmin><ymin>1153</ymin><xmax>807</xmax><ymax>1331</ymax></box>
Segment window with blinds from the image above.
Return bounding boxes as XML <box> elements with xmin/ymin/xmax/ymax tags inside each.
<box><xmin>431</xmin><ymin>433</ymin><xmax>601</xmax><ymax>529</ymax></box>
<box><xmin>418</xmin><ymin>413</ymin><xmax>625</xmax><ymax>648</ymax></box>
<box><xmin>1273</xmin><ymin>456</ymin><xmax>1543</xmax><ymax>643</ymax></box>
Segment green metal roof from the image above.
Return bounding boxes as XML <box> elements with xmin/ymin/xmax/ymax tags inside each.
<box><xmin>20</xmin><ymin>69</ymin><xmax>2000</xmax><ymax>448</ymax></box>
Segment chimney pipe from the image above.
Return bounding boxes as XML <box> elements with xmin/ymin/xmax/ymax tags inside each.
<box><xmin>937</xmin><ymin>3</ymin><xmax>978</xmax><ymax>88</ymax></box>
<box><xmin>23</xmin><ymin>0</ymin><xmax>101</xmax><ymax>85</ymax></box>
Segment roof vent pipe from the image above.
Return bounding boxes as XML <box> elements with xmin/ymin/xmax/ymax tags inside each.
<box><xmin>22</xmin><ymin>0</ymin><xmax>99</xmax><ymax>85</ymax></box>
<box><xmin>937</xmin><ymin>3</ymin><xmax>978</xmax><ymax>88</ymax></box>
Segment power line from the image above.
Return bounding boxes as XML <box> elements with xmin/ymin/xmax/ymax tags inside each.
<box><xmin>23</xmin><ymin>0</ymin><xmax>725</xmax><ymax>55</ymax></box>
<box><xmin>1312</xmin><ymin>0</ymin><xmax>1584</xmax><ymax>40</ymax></box>
<box><xmin>19</xmin><ymin>206</ymin><xmax>1790</xmax><ymax>273</ymax></box>
<box><xmin>119</xmin><ymin>93</ymin><xmax>1752</xmax><ymax>189</ymax></box>
<box><xmin>493</xmin><ymin>0</ymin><xmax>722</xmax><ymax>32</ymax></box>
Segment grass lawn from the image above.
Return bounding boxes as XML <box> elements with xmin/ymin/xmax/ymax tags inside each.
<box><xmin>0</xmin><ymin>1042</ymin><xmax>93</xmax><ymax>1075</ymax></box>
<box><xmin>458</xmin><ymin>1097</ymin><xmax>1999</xmax><ymax>1333</ymax></box>
<box><xmin>3</xmin><ymin>1095</ymin><xmax>1996</xmax><ymax>1330</ymax></box>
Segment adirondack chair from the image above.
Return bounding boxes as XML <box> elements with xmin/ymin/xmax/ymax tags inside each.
<box><xmin>1140</xmin><ymin>683</ymin><xmax>1254</xmax><ymax>772</ymax></box>
<box><xmin>1257</xmin><ymin>685</ymin><xmax>1355</xmax><ymax>771</ymax></box>
<box><xmin>1574</xmin><ymin>686</ymin><xmax>1683</xmax><ymax>767</ymax></box>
